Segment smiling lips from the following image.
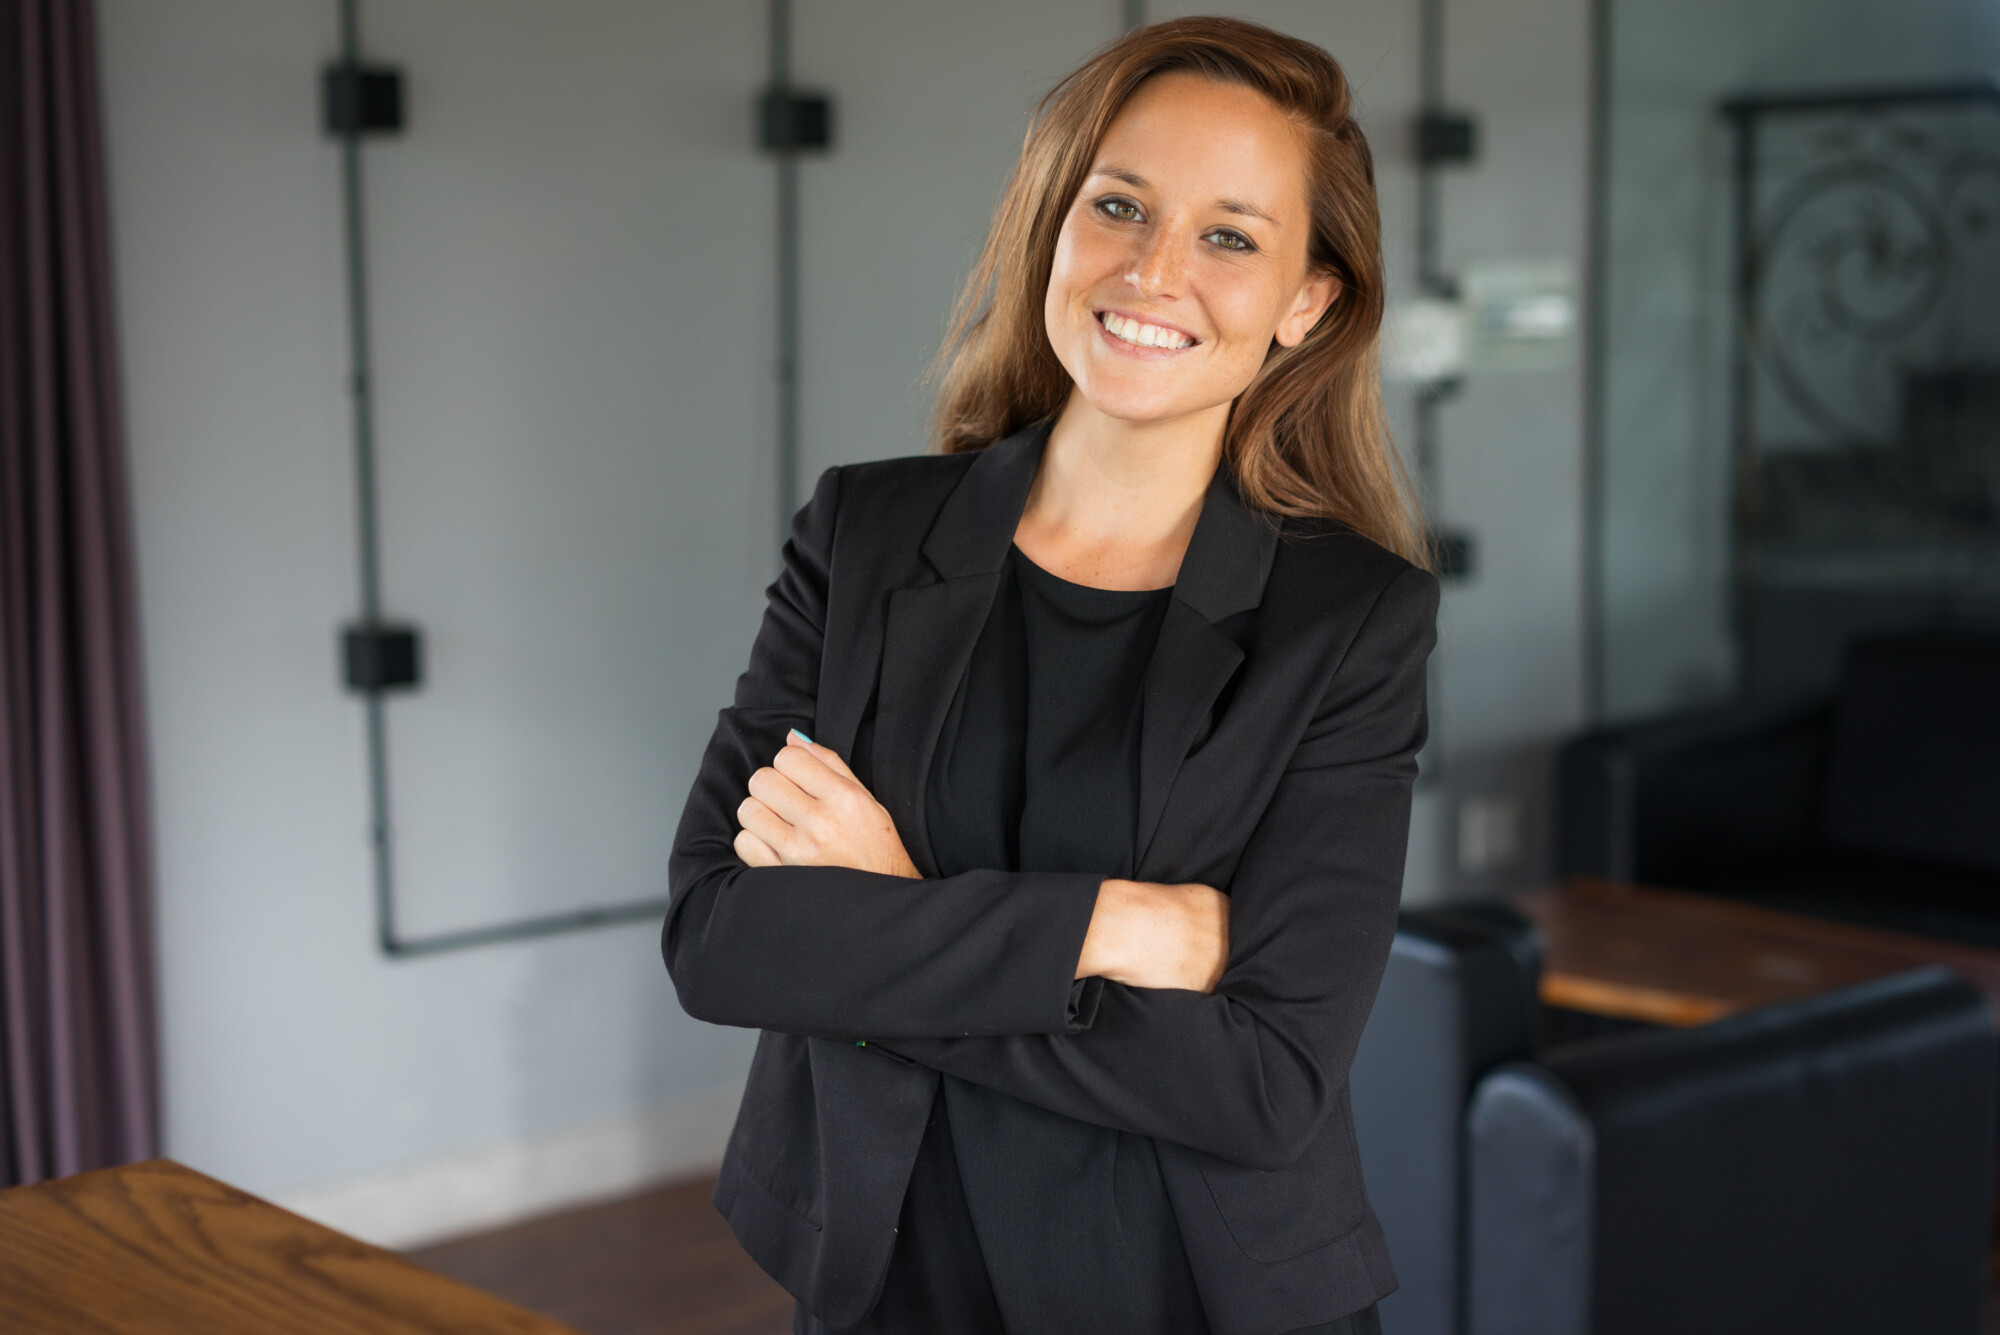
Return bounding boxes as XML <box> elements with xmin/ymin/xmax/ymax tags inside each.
<box><xmin>1099</xmin><ymin>310</ymin><xmax>1197</xmax><ymax>351</ymax></box>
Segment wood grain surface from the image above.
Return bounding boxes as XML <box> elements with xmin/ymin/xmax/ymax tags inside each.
<box><xmin>0</xmin><ymin>1159</ymin><xmax>579</xmax><ymax>1335</ymax></box>
<box><xmin>1518</xmin><ymin>877</ymin><xmax>2000</xmax><ymax>1028</ymax></box>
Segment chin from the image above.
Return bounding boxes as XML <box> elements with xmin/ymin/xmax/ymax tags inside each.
<box><xmin>1074</xmin><ymin>385</ymin><xmax>1185</xmax><ymax>426</ymax></box>
<box><xmin>1075</xmin><ymin>367</ymin><xmax>1222</xmax><ymax>425</ymax></box>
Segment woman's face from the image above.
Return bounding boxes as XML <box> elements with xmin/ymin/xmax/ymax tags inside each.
<box><xmin>1044</xmin><ymin>73</ymin><xmax>1337</xmax><ymax>430</ymax></box>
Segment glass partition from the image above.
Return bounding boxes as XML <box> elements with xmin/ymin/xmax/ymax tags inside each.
<box><xmin>1594</xmin><ymin>0</ymin><xmax>2000</xmax><ymax>719</ymax></box>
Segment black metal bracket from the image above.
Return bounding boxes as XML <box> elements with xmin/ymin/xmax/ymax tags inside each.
<box><xmin>759</xmin><ymin>88</ymin><xmax>833</xmax><ymax>153</ymax></box>
<box><xmin>324</xmin><ymin>63</ymin><xmax>405</xmax><ymax>136</ymax></box>
<box><xmin>342</xmin><ymin>622</ymin><xmax>422</xmax><ymax>692</ymax></box>
<box><xmin>1430</xmin><ymin>529</ymin><xmax>1477</xmax><ymax>580</ymax></box>
<box><xmin>1415</xmin><ymin>110</ymin><xmax>1478</xmax><ymax>165</ymax></box>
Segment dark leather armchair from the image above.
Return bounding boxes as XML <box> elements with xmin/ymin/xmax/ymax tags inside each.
<box><xmin>1556</xmin><ymin>631</ymin><xmax>2000</xmax><ymax>947</ymax></box>
<box><xmin>1350</xmin><ymin>907</ymin><xmax>1542</xmax><ymax>1335</ymax></box>
<box><xmin>1350</xmin><ymin>907</ymin><xmax>1997</xmax><ymax>1335</ymax></box>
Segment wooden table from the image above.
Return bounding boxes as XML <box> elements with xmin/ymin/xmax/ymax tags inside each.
<box><xmin>1513</xmin><ymin>876</ymin><xmax>2000</xmax><ymax>1029</ymax></box>
<box><xmin>0</xmin><ymin>1159</ymin><xmax>580</xmax><ymax>1334</ymax></box>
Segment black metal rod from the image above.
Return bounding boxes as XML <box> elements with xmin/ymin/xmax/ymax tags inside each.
<box><xmin>1412</xmin><ymin>0</ymin><xmax>1452</xmax><ymax>492</ymax></box>
<box><xmin>1720</xmin><ymin>78</ymin><xmax>2000</xmax><ymax>118</ymax></box>
<box><xmin>1411</xmin><ymin>0</ymin><xmax>1450</xmax><ymax>507</ymax></box>
<box><xmin>1413</xmin><ymin>0</ymin><xmax>1451</xmax><ymax>789</ymax></box>
<box><xmin>772</xmin><ymin>0</ymin><xmax>800</xmax><ymax>547</ymax></box>
<box><xmin>1579</xmin><ymin>0</ymin><xmax>1612</xmax><ymax>722</ymax></box>
<box><xmin>1415</xmin><ymin>0</ymin><xmax>1448</xmax><ymax>297</ymax></box>
<box><xmin>1727</xmin><ymin>111</ymin><xmax>1758</xmax><ymax>664</ymax></box>
<box><xmin>333</xmin><ymin>0</ymin><xmax>671</xmax><ymax>957</ymax></box>
<box><xmin>382</xmin><ymin>895</ymin><xmax>673</xmax><ymax>959</ymax></box>
<box><xmin>333</xmin><ymin>0</ymin><xmax>401</xmax><ymax>953</ymax></box>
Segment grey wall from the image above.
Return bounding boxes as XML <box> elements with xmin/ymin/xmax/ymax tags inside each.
<box><xmin>1597</xmin><ymin>0</ymin><xmax>2000</xmax><ymax>718</ymax></box>
<box><xmin>793</xmin><ymin>0</ymin><xmax>1126</xmax><ymax>475</ymax></box>
<box><xmin>99</xmin><ymin>0</ymin><xmax>768</xmax><ymax>1199</ymax></box>
<box><xmin>101</xmin><ymin>0</ymin><xmax>1592</xmax><ymax>1209</ymax></box>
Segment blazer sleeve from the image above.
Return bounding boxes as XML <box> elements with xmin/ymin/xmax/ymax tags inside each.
<box><xmin>882</xmin><ymin>563</ymin><xmax>1440</xmax><ymax>1173</ymax></box>
<box><xmin>663</xmin><ymin>465</ymin><xmax>1105</xmax><ymax>1041</ymax></box>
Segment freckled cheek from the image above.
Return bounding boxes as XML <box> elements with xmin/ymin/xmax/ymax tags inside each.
<box><xmin>1046</xmin><ymin>243</ymin><xmax>1087</xmax><ymax>333</ymax></box>
<box><xmin>1055</xmin><ymin>228</ymin><xmax>1135</xmax><ymax>307</ymax></box>
<box><xmin>1201</xmin><ymin>280</ymin><xmax>1286</xmax><ymax>358</ymax></box>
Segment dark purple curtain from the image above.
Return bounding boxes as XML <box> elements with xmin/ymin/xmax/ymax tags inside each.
<box><xmin>0</xmin><ymin>0</ymin><xmax>158</xmax><ymax>1187</ymax></box>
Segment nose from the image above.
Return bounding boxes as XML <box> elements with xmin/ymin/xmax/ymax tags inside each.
<box><xmin>1125</xmin><ymin>227</ymin><xmax>1188</xmax><ymax>300</ymax></box>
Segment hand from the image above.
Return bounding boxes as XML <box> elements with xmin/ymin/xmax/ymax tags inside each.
<box><xmin>1075</xmin><ymin>879</ymin><xmax>1230</xmax><ymax>993</ymax></box>
<box><xmin>735</xmin><ymin>731</ymin><xmax>922</xmax><ymax>878</ymax></box>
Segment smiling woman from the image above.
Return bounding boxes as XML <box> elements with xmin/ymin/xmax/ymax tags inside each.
<box><xmin>665</xmin><ymin>17</ymin><xmax>1436</xmax><ymax>1335</ymax></box>
<box><xmin>934</xmin><ymin>21</ymin><xmax>1422</xmax><ymax>578</ymax></box>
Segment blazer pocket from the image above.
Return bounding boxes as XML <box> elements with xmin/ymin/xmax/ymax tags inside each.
<box><xmin>726</xmin><ymin>1032</ymin><xmax>825</xmax><ymax>1230</ymax></box>
<box><xmin>1197</xmin><ymin>1090</ymin><xmax>1367</xmax><ymax>1263</ymax></box>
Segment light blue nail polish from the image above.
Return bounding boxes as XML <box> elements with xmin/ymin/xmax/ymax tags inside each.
<box><xmin>790</xmin><ymin>728</ymin><xmax>814</xmax><ymax>744</ymax></box>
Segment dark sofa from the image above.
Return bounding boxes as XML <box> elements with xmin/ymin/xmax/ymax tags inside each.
<box><xmin>1349</xmin><ymin>907</ymin><xmax>1998</xmax><ymax>1335</ymax></box>
<box><xmin>1556</xmin><ymin>631</ymin><xmax>2000</xmax><ymax>947</ymax></box>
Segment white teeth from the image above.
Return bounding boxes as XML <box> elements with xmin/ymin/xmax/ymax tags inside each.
<box><xmin>1103</xmin><ymin>313</ymin><xmax>1190</xmax><ymax>350</ymax></box>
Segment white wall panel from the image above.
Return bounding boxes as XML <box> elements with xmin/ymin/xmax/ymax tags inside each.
<box><xmin>360</xmin><ymin>1</ymin><xmax>775</xmax><ymax>935</ymax></box>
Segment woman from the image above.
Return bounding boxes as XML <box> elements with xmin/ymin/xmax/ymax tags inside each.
<box><xmin>665</xmin><ymin>17</ymin><xmax>1436</xmax><ymax>1335</ymax></box>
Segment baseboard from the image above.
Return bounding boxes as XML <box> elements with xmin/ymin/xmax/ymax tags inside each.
<box><xmin>268</xmin><ymin>1083</ymin><xmax>743</xmax><ymax>1250</ymax></box>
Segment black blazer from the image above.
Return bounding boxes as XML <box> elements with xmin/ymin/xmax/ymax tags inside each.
<box><xmin>665</xmin><ymin>424</ymin><xmax>1438</xmax><ymax>1335</ymax></box>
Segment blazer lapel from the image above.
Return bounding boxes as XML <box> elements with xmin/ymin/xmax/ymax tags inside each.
<box><xmin>1134</xmin><ymin>469</ymin><xmax>1280</xmax><ymax>865</ymax></box>
<box><xmin>871</xmin><ymin>422</ymin><xmax>1049</xmax><ymax>877</ymax></box>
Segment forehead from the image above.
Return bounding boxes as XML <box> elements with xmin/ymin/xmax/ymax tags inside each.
<box><xmin>1093</xmin><ymin>72</ymin><xmax>1310</xmax><ymax>219</ymax></box>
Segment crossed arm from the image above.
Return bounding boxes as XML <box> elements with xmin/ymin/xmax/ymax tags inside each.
<box><xmin>663</xmin><ymin>466</ymin><xmax>1437</xmax><ymax>1168</ymax></box>
<box><xmin>732</xmin><ymin>727</ymin><xmax>1230</xmax><ymax>995</ymax></box>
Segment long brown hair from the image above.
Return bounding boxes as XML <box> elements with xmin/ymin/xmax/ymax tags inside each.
<box><xmin>929</xmin><ymin>16</ymin><xmax>1426</xmax><ymax>568</ymax></box>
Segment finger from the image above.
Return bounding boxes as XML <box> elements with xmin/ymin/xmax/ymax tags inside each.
<box><xmin>746</xmin><ymin>766</ymin><xmax>814</xmax><ymax>825</ymax></box>
<box><xmin>786</xmin><ymin>729</ymin><xmax>857</xmax><ymax>781</ymax></box>
<box><xmin>773</xmin><ymin>740</ymin><xmax>847</xmax><ymax>799</ymax></box>
<box><xmin>736</xmin><ymin>795</ymin><xmax>796</xmax><ymax>856</ymax></box>
<box><xmin>734</xmin><ymin>828</ymin><xmax>782</xmax><ymax>868</ymax></box>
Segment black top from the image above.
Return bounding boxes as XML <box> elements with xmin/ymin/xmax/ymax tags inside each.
<box><xmin>917</xmin><ymin>546</ymin><xmax>1203</xmax><ymax>1334</ymax></box>
<box><xmin>668</xmin><ymin>428</ymin><xmax>1437</xmax><ymax>1332</ymax></box>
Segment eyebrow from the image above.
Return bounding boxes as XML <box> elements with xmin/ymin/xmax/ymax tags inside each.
<box><xmin>1088</xmin><ymin>165</ymin><xmax>1280</xmax><ymax>226</ymax></box>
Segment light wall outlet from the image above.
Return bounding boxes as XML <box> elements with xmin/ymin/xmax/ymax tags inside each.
<box><xmin>1458</xmin><ymin>794</ymin><xmax>1524</xmax><ymax>875</ymax></box>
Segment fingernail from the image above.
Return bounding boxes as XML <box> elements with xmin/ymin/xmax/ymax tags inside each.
<box><xmin>789</xmin><ymin>728</ymin><xmax>814</xmax><ymax>745</ymax></box>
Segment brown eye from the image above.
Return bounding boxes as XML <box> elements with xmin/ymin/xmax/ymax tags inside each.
<box><xmin>1097</xmin><ymin>197</ymin><xmax>1144</xmax><ymax>223</ymax></box>
<box><xmin>1205</xmin><ymin>229</ymin><xmax>1254</xmax><ymax>253</ymax></box>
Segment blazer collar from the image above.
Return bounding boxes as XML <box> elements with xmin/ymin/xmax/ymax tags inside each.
<box><xmin>920</xmin><ymin>420</ymin><xmax>1050</xmax><ymax>579</ymax></box>
<box><xmin>1176</xmin><ymin>467</ymin><xmax>1280</xmax><ymax>623</ymax></box>
<box><xmin>920</xmin><ymin>419</ymin><xmax>1279</xmax><ymax>623</ymax></box>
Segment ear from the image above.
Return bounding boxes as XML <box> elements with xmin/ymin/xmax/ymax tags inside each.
<box><xmin>1274</xmin><ymin>270</ymin><xmax>1340</xmax><ymax>348</ymax></box>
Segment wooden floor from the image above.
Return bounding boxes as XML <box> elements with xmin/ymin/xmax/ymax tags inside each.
<box><xmin>412</xmin><ymin>1174</ymin><xmax>2000</xmax><ymax>1335</ymax></box>
<box><xmin>407</xmin><ymin>1177</ymin><xmax>791</xmax><ymax>1335</ymax></box>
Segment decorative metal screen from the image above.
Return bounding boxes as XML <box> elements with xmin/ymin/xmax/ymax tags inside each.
<box><xmin>1725</xmin><ymin>83</ymin><xmax>2000</xmax><ymax>692</ymax></box>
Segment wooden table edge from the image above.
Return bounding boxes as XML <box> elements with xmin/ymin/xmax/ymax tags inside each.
<box><xmin>1513</xmin><ymin>876</ymin><xmax>2000</xmax><ymax>1031</ymax></box>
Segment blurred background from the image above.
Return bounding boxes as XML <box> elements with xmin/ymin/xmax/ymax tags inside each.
<box><xmin>8</xmin><ymin>0</ymin><xmax>2000</xmax><ymax>1330</ymax></box>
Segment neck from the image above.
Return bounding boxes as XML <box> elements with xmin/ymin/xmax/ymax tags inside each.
<box><xmin>1014</xmin><ymin>392</ymin><xmax>1228</xmax><ymax>589</ymax></box>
